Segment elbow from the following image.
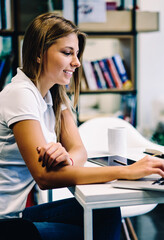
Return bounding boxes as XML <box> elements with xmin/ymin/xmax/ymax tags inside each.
<box><xmin>38</xmin><ymin>182</ymin><xmax>48</xmax><ymax>191</ymax></box>
<box><xmin>34</xmin><ymin>171</ymin><xmax>51</xmax><ymax>190</ymax></box>
<box><xmin>37</xmin><ymin>177</ymin><xmax>49</xmax><ymax>190</ymax></box>
<box><xmin>34</xmin><ymin>168</ymin><xmax>67</xmax><ymax>190</ymax></box>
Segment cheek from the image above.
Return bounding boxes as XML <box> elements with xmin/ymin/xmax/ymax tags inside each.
<box><xmin>48</xmin><ymin>57</ymin><xmax>64</xmax><ymax>73</ymax></box>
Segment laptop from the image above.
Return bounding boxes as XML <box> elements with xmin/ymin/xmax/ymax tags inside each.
<box><xmin>88</xmin><ymin>155</ymin><xmax>164</xmax><ymax>192</ymax></box>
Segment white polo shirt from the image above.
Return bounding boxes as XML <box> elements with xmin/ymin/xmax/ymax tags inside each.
<box><xmin>0</xmin><ymin>68</ymin><xmax>65</xmax><ymax>218</ymax></box>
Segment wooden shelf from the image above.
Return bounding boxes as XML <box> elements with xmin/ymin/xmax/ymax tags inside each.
<box><xmin>79</xmin><ymin>11</ymin><xmax>159</xmax><ymax>33</ymax></box>
<box><xmin>79</xmin><ymin>89</ymin><xmax>136</xmax><ymax>94</ymax></box>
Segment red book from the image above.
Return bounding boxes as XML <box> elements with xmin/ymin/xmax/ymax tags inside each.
<box><xmin>98</xmin><ymin>59</ymin><xmax>115</xmax><ymax>88</ymax></box>
<box><xmin>106</xmin><ymin>58</ymin><xmax>122</xmax><ymax>89</ymax></box>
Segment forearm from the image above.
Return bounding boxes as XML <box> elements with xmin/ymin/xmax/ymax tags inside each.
<box><xmin>37</xmin><ymin>164</ymin><xmax>125</xmax><ymax>190</ymax></box>
<box><xmin>68</xmin><ymin>145</ymin><xmax>88</xmax><ymax>167</ymax></box>
<box><xmin>60</xmin><ymin>109</ymin><xmax>87</xmax><ymax>167</ymax></box>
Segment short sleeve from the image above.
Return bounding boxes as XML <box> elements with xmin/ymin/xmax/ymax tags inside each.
<box><xmin>2</xmin><ymin>87</ymin><xmax>40</xmax><ymax>127</ymax></box>
<box><xmin>61</xmin><ymin>104</ymin><xmax>67</xmax><ymax>111</ymax></box>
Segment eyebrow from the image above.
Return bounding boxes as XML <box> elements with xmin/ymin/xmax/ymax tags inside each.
<box><xmin>65</xmin><ymin>46</ymin><xmax>73</xmax><ymax>49</ymax></box>
<box><xmin>64</xmin><ymin>46</ymin><xmax>79</xmax><ymax>52</ymax></box>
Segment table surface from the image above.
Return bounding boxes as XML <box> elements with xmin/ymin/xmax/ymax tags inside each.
<box><xmin>75</xmin><ymin>146</ymin><xmax>164</xmax><ymax>209</ymax></box>
<box><xmin>73</xmin><ymin>146</ymin><xmax>164</xmax><ymax>240</ymax></box>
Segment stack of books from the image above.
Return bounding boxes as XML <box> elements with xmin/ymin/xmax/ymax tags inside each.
<box><xmin>82</xmin><ymin>54</ymin><xmax>132</xmax><ymax>90</ymax></box>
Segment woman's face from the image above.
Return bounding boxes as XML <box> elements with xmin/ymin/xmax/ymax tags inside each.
<box><xmin>40</xmin><ymin>33</ymin><xmax>80</xmax><ymax>89</ymax></box>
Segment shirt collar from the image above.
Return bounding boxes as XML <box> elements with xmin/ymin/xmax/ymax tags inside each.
<box><xmin>15</xmin><ymin>68</ymin><xmax>53</xmax><ymax>111</ymax></box>
<box><xmin>44</xmin><ymin>91</ymin><xmax>53</xmax><ymax>107</ymax></box>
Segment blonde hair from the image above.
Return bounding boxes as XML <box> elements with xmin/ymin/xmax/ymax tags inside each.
<box><xmin>22</xmin><ymin>12</ymin><xmax>86</xmax><ymax>141</ymax></box>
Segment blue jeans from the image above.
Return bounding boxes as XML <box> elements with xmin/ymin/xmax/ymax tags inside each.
<box><xmin>22</xmin><ymin>197</ymin><xmax>121</xmax><ymax>240</ymax></box>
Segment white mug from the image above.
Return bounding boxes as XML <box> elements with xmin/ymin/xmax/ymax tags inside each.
<box><xmin>108</xmin><ymin>127</ymin><xmax>127</xmax><ymax>157</ymax></box>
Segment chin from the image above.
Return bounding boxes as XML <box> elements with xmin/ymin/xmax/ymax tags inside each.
<box><xmin>63</xmin><ymin>79</ymin><xmax>71</xmax><ymax>85</ymax></box>
<box><xmin>56</xmin><ymin>77</ymin><xmax>71</xmax><ymax>86</ymax></box>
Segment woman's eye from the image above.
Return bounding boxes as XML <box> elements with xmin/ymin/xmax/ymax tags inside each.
<box><xmin>63</xmin><ymin>52</ymin><xmax>72</xmax><ymax>56</ymax></box>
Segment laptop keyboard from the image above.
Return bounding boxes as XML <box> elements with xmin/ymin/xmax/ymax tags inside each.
<box><xmin>152</xmin><ymin>178</ymin><xmax>164</xmax><ymax>185</ymax></box>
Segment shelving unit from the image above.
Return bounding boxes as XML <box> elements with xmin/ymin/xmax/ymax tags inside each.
<box><xmin>0</xmin><ymin>0</ymin><xmax>49</xmax><ymax>89</ymax></box>
<box><xmin>74</xmin><ymin>0</ymin><xmax>159</xmax><ymax>126</ymax></box>
<box><xmin>0</xmin><ymin>0</ymin><xmax>14</xmax><ymax>90</ymax></box>
<box><xmin>79</xmin><ymin>10</ymin><xmax>159</xmax><ymax>32</ymax></box>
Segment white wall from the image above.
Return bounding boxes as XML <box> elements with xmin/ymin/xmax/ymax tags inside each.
<box><xmin>137</xmin><ymin>0</ymin><xmax>164</xmax><ymax>133</ymax></box>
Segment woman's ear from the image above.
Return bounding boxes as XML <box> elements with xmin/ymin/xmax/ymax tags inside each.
<box><xmin>37</xmin><ymin>57</ymin><xmax>41</xmax><ymax>63</ymax></box>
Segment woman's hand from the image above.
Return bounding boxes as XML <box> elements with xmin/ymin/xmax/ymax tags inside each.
<box><xmin>123</xmin><ymin>155</ymin><xmax>164</xmax><ymax>180</ymax></box>
<box><xmin>36</xmin><ymin>142</ymin><xmax>73</xmax><ymax>170</ymax></box>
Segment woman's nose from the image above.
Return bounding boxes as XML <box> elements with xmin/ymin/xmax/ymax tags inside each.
<box><xmin>71</xmin><ymin>55</ymin><xmax>81</xmax><ymax>68</ymax></box>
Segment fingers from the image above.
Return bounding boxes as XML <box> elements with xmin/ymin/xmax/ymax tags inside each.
<box><xmin>145</xmin><ymin>155</ymin><xmax>164</xmax><ymax>172</ymax></box>
<box><xmin>37</xmin><ymin>142</ymin><xmax>54</xmax><ymax>166</ymax></box>
<box><xmin>126</xmin><ymin>155</ymin><xmax>164</xmax><ymax>180</ymax></box>
<box><xmin>46</xmin><ymin>148</ymin><xmax>70</xmax><ymax>169</ymax></box>
<box><xmin>36</xmin><ymin>146</ymin><xmax>41</xmax><ymax>154</ymax></box>
<box><xmin>150</xmin><ymin>168</ymin><xmax>164</xmax><ymax>178</ymax></box>
<box><xmin>50</xmin><ymin>154</ymin><xmax>70</xmax><ymax>168</ymax></box>
<box><xmin>36</xmin><ymin>142</ymin><xmax>72</xmax><ymax>169</ymax></box>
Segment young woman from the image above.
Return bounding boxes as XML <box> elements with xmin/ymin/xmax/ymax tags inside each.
<box><xmin>0</xmin><ymin>12</ymin><xmax>164</xmax><ymax>240</ymax></box>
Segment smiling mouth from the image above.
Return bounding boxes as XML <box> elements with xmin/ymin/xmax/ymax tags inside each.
<box><xmin>63</xmin><ymin>70</ymin><xmax>73</xmax><ymax>77</ymax></box>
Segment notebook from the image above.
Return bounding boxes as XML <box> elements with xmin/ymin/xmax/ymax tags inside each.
<box><xmin>88</xmin><ymin>155</ymin><xmax>164</xmax><ymax>192</ymax></box>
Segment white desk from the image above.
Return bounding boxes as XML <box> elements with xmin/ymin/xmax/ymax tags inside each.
<box><xmin>75</xmin><ymin>182</ymin><xmax>164</xmax><ymax>240</ymax></box>
<box><xmin>74</xmin><ymin>147</ymin><xmax>164</xmax><ymax>240</ymax></box>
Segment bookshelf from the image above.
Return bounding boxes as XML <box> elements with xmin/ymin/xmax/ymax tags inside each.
<box><xmin>74</xmin><ymin>0</ymin><xmax>159</xmax><ymax>126</ymax></box>
<box><xmin>78</xmin><ymin>10</ymin><xmax>159</xmax><ymax>33</ymax></box>
<box><xmin>0</xmin><ymin>0</ymin><xmax>49</xmax><ymax>90</ymax></box>
<box><xmin>0</xmin><ymin>0</ymin><xmax>14</xmax><ymax>90</ymax></box>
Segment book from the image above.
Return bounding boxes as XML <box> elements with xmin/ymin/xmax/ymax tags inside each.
<box><xmin>0</xmin><ymin>58</ymin><xmax>6</xmax><ymax>77</ymax></box>
<box><xmin>98</xmin><ymin>59</ymin><xmax>115</xmax><ymax>88</ymax></box>
<box><xmin>1</xmin><ymin>0</ymin><xmax>6</xmax><ymax>29</ymax></box>
<box><xmin>82</xmin><ymin>60</ymin><xmax>98</xmax><ymax>90</ymax></box>
<box><xmin>106</xmin><ymin>2</ymin><xmax>117</xmax><ymax>10</ymax></box>
<box><xmin>91</xmin><ymin>61</ymin><xmax>103</xmax><ymax>89</ymax></box>
<box><xmin>5</xmin><ymin>0</ymin><xmax>12</xmax><ymax>29</ymax></box>
<box><xmin>120</xmin><ymin>94</ymin><xmax>136</xmax><ymax>126</ymax></box>
<box><xmin>0</xmin><ymin>0</ymin><xmax>2</xmax><ymax>29</ymax></box>
<box><xmin>106</xmin><ymin>58</ymin><xmax>122</xmax><ymax>89</ymax></box>
<box><xmin>0</xmin><ymin>53</ymin><xmax>14</xmax><ymax>91</ymax></box>
<box><xmin>91</xmin><ymin>60</ymin><xmax>107</xmax><ymax>89</ymax></box>
<box><xmin>112</xmin><ymin>54</ymin><xmax>132</xmax><ymax>90</ymax></box>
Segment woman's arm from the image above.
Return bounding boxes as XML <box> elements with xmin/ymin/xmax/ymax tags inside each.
<box><xmin>35</xmin><ymin>109</ymin><xmax>87</xmax><ymax>169</ymax></box>
<box><xmin>12</xmin><ymin>119</ymin><xmax>122</xmax><ymax>189</ymax></box>
<box><xmin>12</xmin><ymin>119</ymin><xmax>164</xmax><ymax>190</ymax></box>
<box><xmin>60</xmin><ymin>109</ymin><xmax>87</xmax><ymax>166</ymax></box>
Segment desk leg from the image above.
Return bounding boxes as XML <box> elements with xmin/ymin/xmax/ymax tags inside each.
<box><xmin>84</xmin><ymin>207</ymin><xmax>93</xmax><ymax>240</ymax></box>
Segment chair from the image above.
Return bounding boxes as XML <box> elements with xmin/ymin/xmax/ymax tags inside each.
<box><xmin>78</xmin><ymin>116</ymin><xmax>164</xmax><ymax>240</ymax></box>
<box><xmin>0</xmin><ymin>218</ymin><xmax>42</xmax><ymax>240</ymax></box>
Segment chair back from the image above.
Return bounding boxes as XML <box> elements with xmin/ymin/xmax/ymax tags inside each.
<box><xmin>78</xmin><ymin>117</ymin><xmax>161</xmax><ymax>153</ymax></box>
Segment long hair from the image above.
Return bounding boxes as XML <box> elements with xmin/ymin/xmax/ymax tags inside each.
<box><xmin>22</xmin><ymin>12</ymin><xmax>86</xmax><ymax>141</ymax></box>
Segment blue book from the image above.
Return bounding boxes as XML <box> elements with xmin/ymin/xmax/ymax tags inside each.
<box><xmin>112</xmin><ymin>54</ymin><xmax>132</xmax><ymax>89</ymax></box>
<box><xmin>91</xmin><ymin>61</ymin><xmax>102</xmax><ymax>88</ymax></box>
<box><xmin>112</xmin><ymin>54</ymin><xmax>128</xmax><ymax>83</ymax></box>
<box><xmin>0</xmin><ymin>59</ymin><xmax>6</xmax><ymax>77</ymax></box>
<box><xmin>98</xmin><ymin>59</ymin><xmax>115</xmax><ymax>88</ymax></box>
<box><xmin>93</xmin><ymin>60</ymin><xmax>107</xmax><ymax>89</ymax></box>
<box><xmin>0</xmin><ymin>53</ymin><xmax>14</xmax><ymax>90</ymax></box>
